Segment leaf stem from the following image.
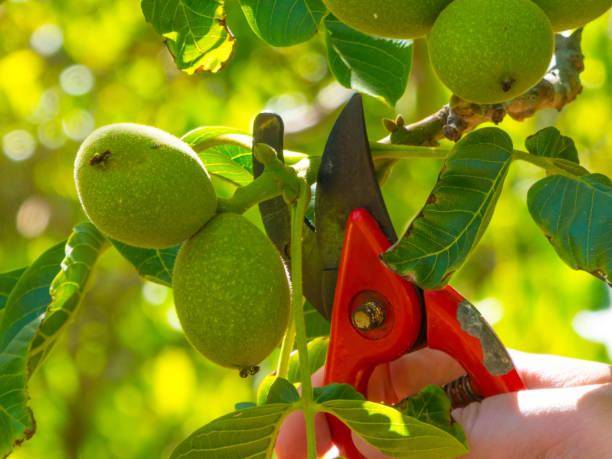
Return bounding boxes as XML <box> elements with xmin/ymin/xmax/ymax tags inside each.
<box><xmin>386</xmin><ymin>29</ymin><xmax>584</xmax><ymax>145</ymax></box>
<box><xmin>512</xmin><ymin>149</ymin><xmax>589</xmax><ymax>177</ymax></box>
<box><xmin>370</xmin><ymin>143</ymin><xmax>451</xmax><ymax>159</ymax></box>
<box><xmin>217</xmin><ymin>151</ymin><xmax>300</xmax><ymax>214</ymax></box>
<box><xmin>276</xmin><ymin>316</ymin><xmax>296</xmax><ymax>379</ymax></box>
<box><xmin>290</xmin><ymin>180</ymin><xmax>317</xmax><ymax>459</ymax></box>
<box><xmin>191</xmin><ymin>133</ymin><xmax>254</xmax><ymax>152</ymax></box>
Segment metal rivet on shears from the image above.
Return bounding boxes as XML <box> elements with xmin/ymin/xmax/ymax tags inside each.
<box><xmin>351</xmin><ymin>300</ymin><xmax>386</xmax><ymax>331</ymax></box>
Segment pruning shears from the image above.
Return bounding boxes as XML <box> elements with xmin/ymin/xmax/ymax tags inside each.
<box><xmin>315</xmin><ymin>94</ymin><xmax>525</xmax><ymax>458</ymax></box>
<box><xmin>252</xmin><ymin>95</ymin><xmax>525</xmax><ymax>459</ymax></box>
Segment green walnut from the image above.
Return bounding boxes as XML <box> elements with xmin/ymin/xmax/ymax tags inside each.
<box><xmin>172</xmin><ymin>213</ymin><xmax>290</xmax><ymax>372</ymax></box>
<box><xmin>428</xmin><ymin>0</ymin><xmax>554</xmax><ymax>104</ymax></box>
<box><xmin>531</xmin><ymin>0</ymin><xmax>612</xmax><ymax>31</ymax></box>
<box><xmin>322</xmin><ymin>0</ymin><xmax>454</xmax><ymax>39</ymax></box>
<box><xmin>74</xmin><ymin>123</ymin><xmax>217</xmax><ymax>248</ymax></box>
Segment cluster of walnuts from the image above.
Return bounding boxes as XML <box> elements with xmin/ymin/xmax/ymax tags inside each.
<box><xmin>74</xmin><ymin>124</ymin><xmax>290</xmax><ymax>376</ymax></box>
<box><xmin>324</xmin><ymin>0</ymin><xmax>611</xmax><ymax>103</ymax></box>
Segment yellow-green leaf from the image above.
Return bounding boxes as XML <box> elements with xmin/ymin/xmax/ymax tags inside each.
<box><xmin>319</xmin><ymin>399</ymin><xmax>468</xmax><ymax>458</ymax></box>
<box><xmin>141</xmin><ymin>0</ymin><xmax>235</xmax><ymax>74</ymax></box>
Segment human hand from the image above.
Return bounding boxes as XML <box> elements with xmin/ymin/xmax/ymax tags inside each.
<box><xmin>275</xmin><ymin>349</ymin><xmax>612</xmax><ymax>458</ymax></box>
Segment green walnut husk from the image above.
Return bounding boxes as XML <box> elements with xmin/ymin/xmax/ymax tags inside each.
<box><xmin>172</xmin><ymin>213</ymin><xmax>290</xmax><ymax>371</ymax></box>
<box><xmin>322</xmin><ymin>0</ymin><xmax>453</xmax><ymax>39</ymax></box>
<box><xmin>74</xmin><ymin>123</ymin><xmax>217</xmax><ymax>248</ymax></box>
<box><xmin>531</xmin><ymin>0</ymin><xmax>612</xmax><ymax>32</ymax></box>
<box><xmin>428</xmin><ymin>0</ymin><xmax>554</xmax><ymax>104</ymax></box>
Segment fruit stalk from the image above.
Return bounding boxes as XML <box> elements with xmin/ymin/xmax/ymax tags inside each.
<box><xmin>289</xmin><ymin>179</ymin><xmax>317</xmax><ymax>459</ymax></box>
<box><xmin>386</xmin><ymin>29</ymin><xmax>584</xmax><ymax>145</ymax></box>
<box><xmin>276</xmin><ymin>315</ymin><xmax>296</xmax><ymax>379</ymax></box>
<box><xmin>217</xmin><ymin>144</ymin><xmax>301</xmax><ymax>214</ymax></box>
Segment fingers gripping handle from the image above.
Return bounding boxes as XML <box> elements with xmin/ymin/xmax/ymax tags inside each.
<box><xmin>425</xmin><ymin>287</ymin><xmax>526</xmax><ymax>397</ymax></box>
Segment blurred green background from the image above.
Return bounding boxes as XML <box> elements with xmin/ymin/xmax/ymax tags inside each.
<box><xmin>0</xmin><ymin>1</ymin><xmax>610</xmax><ymax>458</ymax></box>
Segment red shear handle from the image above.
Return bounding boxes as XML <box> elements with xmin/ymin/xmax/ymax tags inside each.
<box><xmin>425</xmin><ymin>287</ymin><xmax>526</xmax><ymax>397</ymax></box>
<box><xmin>323</xmin><ymin>209</ymin><xmax>525</xmax><ymax>458</ymax></box>
<box><xmin>323</xmin><ymin>209</ymin><xmax>423</xmax><ymax>459</ymax></box>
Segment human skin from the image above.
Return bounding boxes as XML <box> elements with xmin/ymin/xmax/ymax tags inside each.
<box><xmin>275</xmin><ymin>349</ymin><xmax>612</xmax><ymax>458</ymax></box>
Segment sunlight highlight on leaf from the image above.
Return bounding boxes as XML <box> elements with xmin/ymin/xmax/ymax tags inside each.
<box><xmin>319</xmin><ymin>399</ymin><xmax>468</xmax><ymax>458</ymax></box>
<box><xmin>182</xmin><ymin>126</ymin><xmax>254</xmax><ymax>186</ymax></box>
<box><xmin>141</xmin><ymin>0</ymin><xmax>235</xmax><ymax>74</ymax></box>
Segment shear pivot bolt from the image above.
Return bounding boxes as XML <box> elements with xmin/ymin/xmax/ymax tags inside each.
<box><xmin>352</xmin><ymin>300</ymin><xmax>386</xmax><ymax>331</ymax></box>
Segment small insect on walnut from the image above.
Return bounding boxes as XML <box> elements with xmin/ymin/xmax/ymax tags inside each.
<box><xmin>88</xmin><ymin>150</ymin><xmax>111</xmax><ymax>166</ymax></box>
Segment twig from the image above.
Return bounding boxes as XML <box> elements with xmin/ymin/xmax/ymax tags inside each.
<box><xmin>385</xmin><ymin>29</ymin><xmax>584</xmax><ymax>145</ymax></box>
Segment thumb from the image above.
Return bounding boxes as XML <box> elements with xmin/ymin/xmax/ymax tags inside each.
<box><xmin>451</xmin><ymin>383</ymin><xmax>612</xmax><ymax>458</ymax></box>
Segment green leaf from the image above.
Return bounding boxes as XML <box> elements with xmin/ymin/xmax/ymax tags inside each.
<box><xmin>313</xmin><ymin>383</ymin><xmax>364</xmax><ymax>403</ymax></box>
<box><xmin>182</xmin><ymin>126</ymin><xmax>252</xmax><ymax>152</ymax></box>
<box><xmin>110</xmin><ymin>240</ymin><xmax>180</xmax><ymax>287</ymax></box>
<box><xmin>199</xmin><ymin>145</ymin><xmax>253</xmax><ymax>186</ymax></box>
<box><xmin>235</xmin><ymin>401</ymin><xmax>257</xmax><ymax>410</ymax></box>
<box><xmin>324</xmin><ymin>14</ymin><xmax>413</xmax><ymax>106</ymax></box>
<box><xmin>525</xmin><ymin>127</ymin><xmax>579</xmax><ymax>163</ymax></box>
<box><xmin>141</xmin><ymin>0</ymin><xmax>235</xmax><ymax>74</ymax></box>
<box><xmin>0</xmin><ymin>241</ymin><xmax>64</xmax><ymax>456</ymax></box>
<box><xmin>527</xmin><ymin>173</ymin><xmax>612</xmax><ymax>286</ymax></box>
<box><xmin>0</xmin><ymin>224</ymin><xmax>105</xmax><ymax>456</ymax></box>
<box><xmin>319</xmin><ymin>399</ymin><xmax>468</xmax><ymax>458</ymax></box>
<box><xmin>304</xmin><ymin>301</ymin><xmax>330</xmax><ymax>339</ymax></box>
<box><xmin>287</xmin><ymin>336</ymin><xmax>329</xmax><ymax>384</ymax></box>
<box><xmin>170</xmin><ymin>403</ymin><xmax>295</xmax><ymax>459</ymax></box>
<box><xmin>240</xmin><ymin>0</ymin><xmax>326</xmax><ymax>47</ymax></box>
<box><xmin>182</xmin><ymin>126</ymin><xmax>253</xmax><ymax>186</ymax></box>
<box><xmin>395</xmin><ymin>385</ymin><xmax>467</xmax><ymax>445</ymax></box>
<box><xmin>0</xmin><ymin>268</ymin><xmax>26</xmax><ymax>313</ymax></box>
<box><xmin>266</xmin><ymin>377</ymin><xmax>299</xmax><ymax>404</ymax></box>
<box><xmin>28</xmin><ymin>223</ymin><xmax>108</xmax><ymax>375</ymax></box>
<box><xmin>382</xmin><ymin>128</ymin><xmax>514</xmax><ymax>289</ymax></box>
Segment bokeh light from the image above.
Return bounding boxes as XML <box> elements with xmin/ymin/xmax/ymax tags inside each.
<box><xmin>31</xmin><ymin>88</ymin><xmax>61</xmax><ymax>123</ymax></box>
<box><xmin>62</xmin><ymin>109</ymin><xmax>94</xmax><ymax>140</ymax></box>
<box><xmin>38</xmin><ymin>121</ymin><xmax>67</xmax><ymax>149</ymax></box>
<box><xmin>30</xmin><ymin>24</ymin><xmax>63</xmax><ymax>56</ymax></box>
<box><xmin>166</xmin><ymin>305</ymin><xmax>182</xmax><ymax>332</ymax></box>
<box><xmin>3</xmin><ymin>129</ymin><xmax>36</xmax><ymax>161</ymax></box>
<box><xmin>142</xmin><ymin>281</ymin><xmax>169</xmax><ymax>305</ymax></box>
<box><xmin>59</xmin><ymin>64</ymin><xmax>94</xmax><ymax>96</ymax></box>
<box><xmin>16</xmin><ymin>196</ymin><xmax>51</xmax><ymax>238</ymax></box>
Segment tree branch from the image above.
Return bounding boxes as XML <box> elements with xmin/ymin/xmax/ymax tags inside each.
<box><xmin>384</xmin><ymin>29</ymin><xmax>584</xmax><ymax>145</ymax></box>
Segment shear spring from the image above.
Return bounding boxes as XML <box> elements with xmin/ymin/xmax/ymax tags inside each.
<box><xmin>443</xmin><ymin>375</ymin><xmax>484</xmax><ymax>409</ymax></box>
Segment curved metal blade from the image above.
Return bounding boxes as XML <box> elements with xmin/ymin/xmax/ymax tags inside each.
<box><xmin>314</xmin><ymin>94</ymin><xmax>396</xmax><ymax>318</ymax></box>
